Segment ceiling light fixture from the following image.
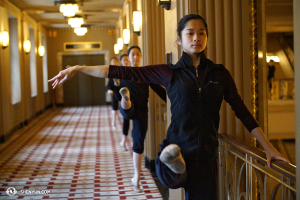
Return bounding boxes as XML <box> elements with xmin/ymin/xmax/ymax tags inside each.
<box><xmin>74</xmin><ymin>27</ymin><xmax>87</xmax><ymax>36</ymax></box>
<box><xmin>267</xmin><ymin>55</ymin><xmax>280</xmax><ymax>62</ymax></box>
<box><xmin>68</xmin><ymin>17</ymin><xmax>84</xmax><ymax>28</ymax></box>
<box><xmin>60</xmin><ymin>4</ymin><xmax>78</xmax><ymax>17</ymax></box>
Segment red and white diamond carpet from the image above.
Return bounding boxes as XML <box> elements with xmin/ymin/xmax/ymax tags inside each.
<box><xmin>0</xmin><ymin>106</ymin><xmax>163</xmax><ymax>199</ymax></box>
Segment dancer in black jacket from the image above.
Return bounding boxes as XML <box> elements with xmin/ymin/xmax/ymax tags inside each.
<box><xmin>106</xmin><ymin>54</ymin><xmax>131</xmax><ymax>150</ymax></box>
<box><xmin>49</xmin><ymin>14</ymin><xmax>288</xmax><ymax>200</ymax></box>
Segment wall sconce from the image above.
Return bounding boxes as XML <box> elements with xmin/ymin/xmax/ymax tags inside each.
<box><xmin>157</xmin><ymin>0</ymin><xmax>171</xmax><ymax>10</ymax></box>
<box><xmin>123</xmin><ymin>29</ymin><xmax>130</xmax><ymax>45</ymax></box>
<box><xmin>38</xmin><ymin>46</ymin><xmax>45</xmax><ymax>57</ymax></box>
<box><xmin>1</xmin><ymin>31</ymin><xmax>9</xmax><ymax>48</ymax></box>
<box><xmin>114</xmin><ymin>44</ymin><xmax>119</xmax><ymax>54</ymax></box>
<box><xmin>118</xmin><ymin>38</ymin><xmax>123</xmax><ymax>50</ymax></box>
<box><xmin>24</xmin><ymin>40</ymin><xmax>31</xmax><ymax>53</ymax></box>
<box><xmin>133</xmin><ymin>11</ymin><xmax>141</xmax><ymax>36</ymax></box>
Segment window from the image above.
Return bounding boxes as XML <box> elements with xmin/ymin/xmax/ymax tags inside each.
<box><xmin>9</xmin><ymin>14</ymin><xmax>21</xmax><ymax>104</ymax></box>
<box><xmin>42</xmin><ymin>34</ymin><xmax>48</xmax><ymax>93</ymax></box>
<box><xmin>29</xmin><ymin>27</ymin><xmax>37</xmax><ymax>97</ymax></box>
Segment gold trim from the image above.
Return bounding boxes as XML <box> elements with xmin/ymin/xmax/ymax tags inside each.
<box><xmin>250</xmin><ymin>0</ymin><xmax>259</xmax><ymax>122</ymax></box>
<box><xmin>63</xmin><ymin>41</ymin><xmax>103</xmax><ymax>51</ymax></box>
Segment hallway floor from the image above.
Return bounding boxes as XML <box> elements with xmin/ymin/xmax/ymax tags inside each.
<box><xmin>0</xmin><ymin>106</ymin><xmax>163</xmax><ymax>199</ymax></box>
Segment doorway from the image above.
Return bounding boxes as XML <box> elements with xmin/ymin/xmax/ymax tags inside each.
<box><xmin>61</xmin><ymin>54</ymin><xmax>106</xmax><ymax>106</ymax></box>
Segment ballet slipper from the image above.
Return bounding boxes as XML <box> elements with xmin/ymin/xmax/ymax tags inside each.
<box><xmin>159</xmin><ymin>144</ymin><xmax>186</xmax><ymax>174</ymax></box>
<box><xmin>131</xmin><ymin>178</ymin><xmax>143</xmax><ymax>193</ymax></box>
<box><xmin>119</xmin><ymin>87</ymin><xmax>130</xmax><ymax>102</ymax></box>
<box><xmin>120</xmin><ymin>141</ymin><xmax>128</xmax><ymax>151</ymax></box>
<box><xmin>113</xmin><ymin>79</ymin><xmax>120</xmax><ymax>86</ymax></box>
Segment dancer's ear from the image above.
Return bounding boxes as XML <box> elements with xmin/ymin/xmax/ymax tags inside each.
<box><xmin>177</xmin><ymin>36</ymin><xmax>182</xmax><ymax>45</ymax></box>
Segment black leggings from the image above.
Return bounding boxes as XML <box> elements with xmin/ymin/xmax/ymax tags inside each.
<box><xmin>155</xmin><ymin>139</ymin><xmax>218</xmax><ymax>200</ymax></box>
<box><xmin>112</xmin><ymin>95</ymin><xmax>119</xmax><ymax>110</ymax></box>
<box><xmin>122</xmin><ymin>118</ymin><xmax>130</xmax><ymax>136</ymax></box>
<box><xmin>120</xmin><ymin>104</ymin><xmax>148</xmax><ymax>154</ymax></box>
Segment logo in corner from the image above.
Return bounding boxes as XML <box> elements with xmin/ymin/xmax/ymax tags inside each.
<box><xmin>6</xmin><ymin>187</ymin><xmax>17</xmax><ymax>196</ymax></box>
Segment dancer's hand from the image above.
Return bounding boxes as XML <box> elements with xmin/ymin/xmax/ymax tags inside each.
<box><xmin>48</xmin><ymin>65</ymin><xmax>77</xmax><ymax>89</ymax></box>
<box><xmin>250</xmin><ymin>127</ymin><xmax>289</xmax><ymax>168</ymax></box>
<box><xmin>265</xmin><ymin>145</ymin><xmax>289</xmax><ymax>168</ymax></box>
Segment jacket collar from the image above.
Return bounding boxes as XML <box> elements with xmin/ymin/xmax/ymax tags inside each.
<box><xmin>170</xmin><ymin>51</ymin><xmax>223</xmax><ymax>71</ymax></box>
<box><xmin>181</xmin><ymin>51</ymin><xmax>205</xmax><ymax>68</ymax></box>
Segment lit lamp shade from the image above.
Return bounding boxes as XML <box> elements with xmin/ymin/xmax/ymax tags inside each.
<box><xmin>68</xmin><ymin>17</ymin><xmax>84</xmax><ymax>28</ymax></box>
<box><xmin>24</xmin><ymin>40</ymin><xmax>31</xmax><ymax>53</ymax></box>
<box><xmin>118</xmin><ymin>38</ymin><xmax>123</xmax><ymax>50</ymax></box>
<box><xmin>266</xmin><ymin>55</ymin><xmax>280</xmax><ymax>62</ymax></box>
<box><xmin>38</xmin><ymin>46</ymin><xmax>45</xmax><ymax>57</ymax></box>
<box><xmin>133</xmin><ymin>11</ymin><xmax>141</xmax><ymax>36</ymax></box>
<box><xmin>114</xmin><ymin>44</ymin><xmax>119</xmax><ymax>54</ymax></box>
<box><xmin>74</xmin><ymin>27</ymin><xmax>87</xmax><ymax>36</ymax></box>
<box><xmin>123</xmin><ymin>29</ymin><xmax>130</xmax><ymax>45</ymax></box>
<box><xmin>60</xmin><ymin>4</ymin><xmax>78</xmax><ymax>17</ymax></box>
<box><xmin>1</xmin><ymin>31</ymin><xmax>9</xmax><ymax>48</ymax></box>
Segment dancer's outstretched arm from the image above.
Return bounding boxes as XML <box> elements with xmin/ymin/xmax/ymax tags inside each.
<box><xmin>48</xmin><ymin>65</ymin><xmax>109</xmax><ymax>89</ymax></box>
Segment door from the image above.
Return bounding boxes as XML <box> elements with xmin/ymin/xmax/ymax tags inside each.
<box><xmin>62</xmin><ymin>54</ymin><xmax>106</xmax><ymax>106</ymax></box>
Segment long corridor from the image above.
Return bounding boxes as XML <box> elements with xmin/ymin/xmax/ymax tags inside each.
<box><xmin>0</xmin><ymin>106</ymin><xmax>163</xmax><ymax>199</ymax></box>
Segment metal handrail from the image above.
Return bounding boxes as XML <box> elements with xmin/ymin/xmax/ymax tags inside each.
<box><xmin>269</xmin><ymin>79</ymin><xmax>294</xmax><ymax>100</ymax></box>
<box><xmin>218</xmin><ymin>133</ymin><xmax>296</xmax><ymax>200</ymax></box>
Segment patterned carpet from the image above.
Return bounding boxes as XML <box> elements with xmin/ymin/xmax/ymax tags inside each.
<box><xmin>0</xmin><ymin>106</ymin><xmax>163</xmax><ymax>199</ymax></box>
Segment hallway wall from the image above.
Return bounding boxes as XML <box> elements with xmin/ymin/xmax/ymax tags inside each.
<box><xmin>0</xmin><ymin>0</ymin><xmax>118</xmax><ymax>141</ymax></box>
<box><xmin>0</xmin><ymin>0</ymin><xmax>50</xmax><ymax>141</ymax></box>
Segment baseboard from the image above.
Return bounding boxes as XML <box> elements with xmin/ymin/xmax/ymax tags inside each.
<box><xmin>145</xmin><ymin>156</ymin><xmax>156</xmax><ymax>173</ymax></box>
<box><xmin>0</xmin><ymin>135</ymin><xmax>5</xmax><ymax>143</ymax></box>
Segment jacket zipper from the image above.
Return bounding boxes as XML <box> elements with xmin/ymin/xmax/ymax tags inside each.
<box><xmin>186</xmin><ymin>66</ymin><xmax>216</xmax><ymax>158</ymax></box>
<box><xmin>192</xmin><ymin>67</ymin><xmax>205</xmax><ymax>158</ymax></box>
<box><xmin>193</xmin><ymin>67</ymin><xmax>215</xmax><ymax>158</ymax></box>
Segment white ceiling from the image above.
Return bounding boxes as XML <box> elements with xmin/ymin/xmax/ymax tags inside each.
<box><xmin>7</xmin><ymin>0</ymin><xmax>294</xmax><ymax>31</ymax></box>
<box><xmin>7</xmin><ymin>0</ymin><xmax>124</xmax><ymax>28</ymax></box>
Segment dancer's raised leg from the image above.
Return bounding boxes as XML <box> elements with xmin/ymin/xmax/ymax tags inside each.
<box><xmin>160</xmin><ymin>144</ymin><xmax>186</xmax><ymax>174</ymax></box>
<box><xmin>119</xmin><ymin>87</ymin><xmax>131</xmax><ymax>110</ymax></box>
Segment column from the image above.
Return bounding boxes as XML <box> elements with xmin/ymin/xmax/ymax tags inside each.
<box><xmin>224</xmin><ymin>0</ymin><xmax>236</xmax><ymax>136</ymax></box>
<box><xmin>294</xmin><ymin>0</ymin><xmax>300</xmax><ymax>194</ymax></box>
